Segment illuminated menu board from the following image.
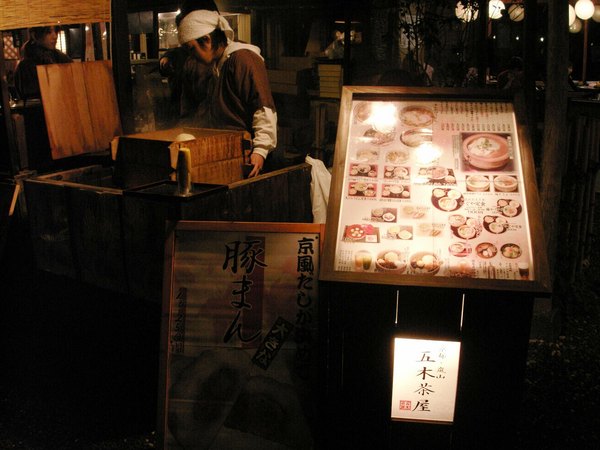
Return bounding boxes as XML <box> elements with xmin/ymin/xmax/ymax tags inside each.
<box><xmin>332</xmin><ymin>97</ymin><xmax>534</xmax><ymax>282</ymax></box>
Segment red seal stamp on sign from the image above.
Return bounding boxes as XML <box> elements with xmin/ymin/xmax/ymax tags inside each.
<box><xmin>399</xmin><ymin>400</ymin><xmax>412</xmax><ymax>411</ymax></box>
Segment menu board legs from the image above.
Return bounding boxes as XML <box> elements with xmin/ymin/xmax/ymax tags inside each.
<box><xmin>319</xmin><ymin>281</ymin><xmax>534</xmax><ymax>449</ymax></box>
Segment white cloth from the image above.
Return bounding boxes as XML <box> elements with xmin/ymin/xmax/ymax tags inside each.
<box><xmin>251</xmin><ymin>107</ymin><xmax>277</xmax><ymax>160</ymax></box>
<box><xmin>305</xmin><ymin>156</ymin><xmax>331</xmax><ymax>223</ymax></box>
<box><xmin>178</xmin><ymin>10</ymin><xmax>234</xmax><ymax>44</ymax></box>
<box><xmin>213</xmin><ymin>41</ymin><xmax>264</xmax><ymax>77</ymax></box>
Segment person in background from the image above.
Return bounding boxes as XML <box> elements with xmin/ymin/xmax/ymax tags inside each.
<box><xmin>462</xmin><ymin>66</ymin><xmax>479</xmax><ymax>88</ymax></box>
<box><xmin>323</xmin><ymin>30</ymin><xmax>345</xmax><ymax>60</ymax></box>
<box><xmin>497</xmin><ymin>56</ymin><xmax>524</xmax><ymax>90</ymax></box>
<box><xmin>567</xmin><ymin>61</ymin><xmax>579</xmax><ymax>91</ymax></box>
<box><xmin>14</xmin><ymin>25</ymin><xmax>72</xmax><ymax>100</ymax></box>
<box><xmin>159</xmin><ymin>0</ymin><xmax>218</xmax><ymax>120</ymax></box>
<box><xmin>177</xmin><ymin>10</ymin><xmax>277</xmax><ymax>177</ymax></box>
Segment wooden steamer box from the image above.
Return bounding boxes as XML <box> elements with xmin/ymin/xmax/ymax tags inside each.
<box><xmin>113</xmin><ymin>126</ymin><xmax>251</xmax><ymax>188</ymax></box>
<box><xmin>23</xmin><ymin>61</ymin><xmax>313</xmax><ymax>302</ymax></box>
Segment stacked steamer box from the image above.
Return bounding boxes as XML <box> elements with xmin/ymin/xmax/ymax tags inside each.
<box><xmin>267</xmin><ymin>69</ymin><xmax>299</xmax><ymax>96</ymax></box>
<box><xmin>23</xmin><ymin>61</ymin><xmax>313</xmax><ymax>302</ymax></box>
<box><xmin>113</xmin><ymin>126</ymin><xmax>251</xmax><ymax>189</ymax></box>
<box><xmin>318</xmin><ymin>62</ymin><xmax>343</xmax><ymax>99</ymax></box>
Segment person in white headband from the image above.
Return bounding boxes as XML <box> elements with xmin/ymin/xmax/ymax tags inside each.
<box><xmin>158</xmin><ymin>0</ymin><xmax>219</xmax><ymax>120</ymax></box>
<box><xmin>178</xmin><ymin>10</ymin><xmax>278</xmax><ymax>177</ymax></box>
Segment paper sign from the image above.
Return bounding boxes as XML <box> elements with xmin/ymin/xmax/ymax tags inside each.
<box><xmin>391</xmin><ymin>337</ymin><xmax>461</xmax><ymax>423</ymax></box>
<box><xmin>334</xmin><ymin>99</ymin><xmax>534</xmax><ymax>281</ymax></box>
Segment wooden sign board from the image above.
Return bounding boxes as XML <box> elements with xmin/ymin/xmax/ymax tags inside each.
<box><xmin>159</xmin><ymin>221</ymin><xmax>324</xmax><ymax>450</ymax></box>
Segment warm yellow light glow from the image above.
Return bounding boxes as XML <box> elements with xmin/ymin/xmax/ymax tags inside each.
<box><xmin>56</xmin><ymin>30</ymin><xmax>67</xmax><ymax>53</ymax></box>
<box><xmin>488</xmin><ymin>0</ymin><xmax>505</xmax><ymax>20</ymax></box>
<box><xmin>367</xmin><ymin>103</ymin><xmax>398</xmax><ymax>134</ymax></box>
<box><xmin>570</xmin><ymin>18</ymin><xmax>583</xmax><ymax>33</ymax></box>
<box><xmin>592</xmin><ymin>5</ymin><xmax>600</xmax><ymax>22</ymax></box>
<box><xmin>415</xmin><ymin>142</ymin><xmax>442</xmax><ymax>165</ymax></box>
<box><xmin>455</xmin><ymin>1</ymin><xmax>479</xmax><ymax>22</ymax></box>
<box><xmin>508</xmin><ymin>4</ymin><xmax>525</xmax><ymax>22</ymax></box>
<box><xmin>575</xmin><ymin>0</ymin><xmax>595</xmax><ymax>20</ymax></box>
<box><xmin>569</xmin><ymin>5</ymin><xmax>576</xmax><ymax>25</ymax></box>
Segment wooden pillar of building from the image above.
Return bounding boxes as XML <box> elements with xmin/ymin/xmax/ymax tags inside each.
<box><xmin>0</xmin><ymin>39</ymin><xmax>20</xmax><ymax>175</ymax></box>
<box><xmin>522</xmin><ymin>0</ymin><xmax>538</xmax><ymax>160</ymax></box>
<box><xmin>540</xmin><ymin>0</ymin><xmax>569</xmax><ymax>285</ymax></box>
<box><xmin>111</xmin><ymin>0</ymin><xmax>135</xmax><ymax>134</ymax></box>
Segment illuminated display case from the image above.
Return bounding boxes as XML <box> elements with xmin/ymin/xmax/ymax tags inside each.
<box><xmin>320</xmin><ymin>87</ymin><xmax>551</xmax><ymax>294</ymax></box>
<box><xmin>318</xmin><ymin>87</ymin><xmax>551</xmax><ymax>448</ymax></box>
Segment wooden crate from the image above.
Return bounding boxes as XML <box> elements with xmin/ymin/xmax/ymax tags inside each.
<box><xmin>24</xmin><ymin>163</ymin><xmax>313</xmax><ymax>302</ymax></box>
<box><xmin>24</xmin><ymin>165</ymin><xmax>126</xmax><ymax>292</ymax></box>
<box><xmin>1</xmin><ymin>182</ymin><xmax>20</xmax><ymax>260</ymax></box>
<box><xmin>122</xmin><ymin>163</ymin><xmax>313</xmax><ymax>301</ymax></box>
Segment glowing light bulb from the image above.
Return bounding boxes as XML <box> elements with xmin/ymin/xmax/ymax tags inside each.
<box><xmin>455</xmin><ymin>1</ymin><xmax>479</xmax><ymax>22</ymax></box>
<box><xmin>570</xmin><ymin>18</ymin><xmax>583</xmax><ymax>33</ymax></box>
<box><xmin>488</xmin><ymin>0</ymin><xmax>505</xmax><ymax>20</ymax></box>
<box><xmin>575</xmin><ymin>0</ymin><xmax>594</xmax><ymax>20</ymax></box>
<box><xmin>592</xmin><ymin>5</ymin><xmax>600</xmax><ymax>22</ymax></box>
<box><xmin>508</xmin><ymin>4</ymin><xmax>525</xmax><ymax>22</ymax></box>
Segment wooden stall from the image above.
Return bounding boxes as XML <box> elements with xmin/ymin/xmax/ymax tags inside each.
<box><xmin>0</xmin><ymin>181</ymin><xmax>19</xmax><ymax>258</ymax></box>
<box><xmin>319</xmin><ymin>87</ymin><xmax>551</xmax><ymax>449</ymax></box>
<box><xmin>22</xmin><ymin>61</ymin><xmax>313</xmax><ymax>303</ymax></box>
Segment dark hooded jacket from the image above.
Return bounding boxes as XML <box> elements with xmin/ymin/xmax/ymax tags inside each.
<box><xmin>14</xmin><ymin>41</ymin><xmax>72</xmax><ymax>100</ymax></box>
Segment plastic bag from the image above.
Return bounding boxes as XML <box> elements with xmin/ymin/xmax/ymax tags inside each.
<box><xmin>305</xmin><ymin>155</ymin><xmax>331</xmax><ymax>223</ymax></box>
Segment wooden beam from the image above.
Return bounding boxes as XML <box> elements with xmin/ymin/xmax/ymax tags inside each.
<box><xmin>111</xmin><ymin>0</ymin><xmax>135</xmax><ymax>134</ymax></box>
<box><xmin>0</xmin><ymin>36</ymin><xmax>21</xmax><ymax>175</ymax></box>
<box><xmin>540</xmin><ymin>0</ymin><xmax>569</xmax><ymax>279</ymax></box>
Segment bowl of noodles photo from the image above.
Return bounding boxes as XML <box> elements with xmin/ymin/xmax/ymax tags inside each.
<box><xmin>400</xmin><ymin>106</ymin><xmax>435</xmax><ymax>127</ymax></box>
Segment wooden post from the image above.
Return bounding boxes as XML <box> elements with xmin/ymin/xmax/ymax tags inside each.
<box><xmin>478</xmin><ymin>0</ymin><xmax>490</xmax><ymax>87</ymax></box>
<box><xmin>343</xmin><ymin>11</ymin><xmax>352</xmax><ymax>85</ymax></box>
<box><xmin>111</xmin><ymin>0</ymin><xmax>135</xmax><ymax>134</ymax></box>
<box><xmin>540</xmin><ymin>0</ymin><xmax>569</xmax><ymax>282</ymax></box>
<box><xmin>0</xmin><ymin>36</ymin><xmax>21</xmax><ymax>175</ymax></box>
<box><xmin>523</xmin><ymin>0</ymin><xmax>539</xmax><ymax>160</ymax></box>
<box><xmin>582</xmin><ymin>19</ymin><xmax>589</xmax><ymax>84</ymax></box>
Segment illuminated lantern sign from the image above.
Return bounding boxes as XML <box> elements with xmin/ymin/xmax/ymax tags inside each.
<box><xmin>391</xmin><ymin>337</ymin><xmax>461</xmax><ymax>423</ymax></box>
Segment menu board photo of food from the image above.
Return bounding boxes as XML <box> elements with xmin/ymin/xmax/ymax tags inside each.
<box><xmin>333</xmin><ymin>99</ymin><xmax>533</xmax><ymax>281</ymax></box>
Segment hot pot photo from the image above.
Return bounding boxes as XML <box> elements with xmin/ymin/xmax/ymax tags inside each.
<box><xmin>462</xmin><ymin>133</ymin><xmax>511</xmax><ymax>170</ymax></box>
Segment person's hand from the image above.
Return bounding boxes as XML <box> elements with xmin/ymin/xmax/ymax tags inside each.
<box><xmin>159</xmin><ymin>56</ymin><xmax>173</xmax><ymax>75</ymax></box>
<box><xmin>248</xmin><ymin>153</ymin><xmax>265</xmax><ymax>177</ymax></box>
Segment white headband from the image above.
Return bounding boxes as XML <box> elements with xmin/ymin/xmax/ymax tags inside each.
<box><xmin>177</xmin><ymin>10</ymin><xmax>234</xmax><ymax>45</ymax></box>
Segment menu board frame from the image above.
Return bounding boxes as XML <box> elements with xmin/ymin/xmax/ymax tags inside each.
<box><xmin>319</xmin><ymin>87</ymin><xmax>550</xmax><ymax>294</ymax></box>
